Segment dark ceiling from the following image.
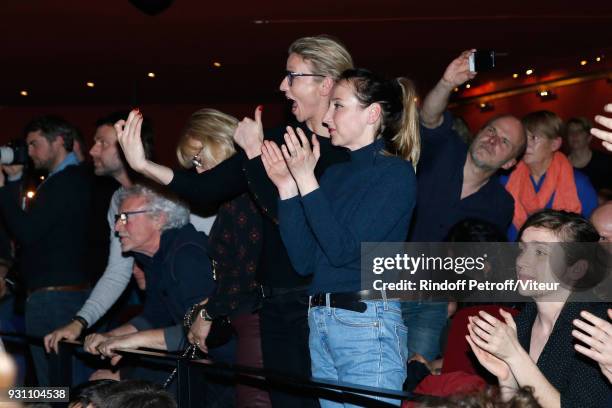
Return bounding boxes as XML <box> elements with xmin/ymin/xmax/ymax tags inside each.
<box><xmin>2</xmin><ymin>0</ymin><xmax>611</xmax><ymax>106</ymax></box>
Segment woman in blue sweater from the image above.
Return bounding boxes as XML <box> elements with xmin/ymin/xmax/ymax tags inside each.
<box><xmin>261</xmin><ymin>68</ymin><xmax>420</xmax><ymax>407</ymax></box>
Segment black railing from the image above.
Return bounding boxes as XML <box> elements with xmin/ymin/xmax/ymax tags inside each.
<box><xmin>1</xmin><ymin>332</ymin><xmax>421</xmax><ymax>408</ymax></box>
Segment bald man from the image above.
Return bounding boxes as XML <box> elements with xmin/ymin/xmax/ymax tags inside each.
<box><xmin>591</xmin><ymin>201</ymin><xmax>612</xmax><ymax>242</ymax></box>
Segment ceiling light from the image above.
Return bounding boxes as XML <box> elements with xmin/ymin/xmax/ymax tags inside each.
<box><xmin>580</xmin><ymin>60</ymin><xmax>588</xmax><ymax>66</ymax></box>
<box><xmin>479</xmin><ymin>102</ymin><xmax>494</xmax><ymax>112</ymax></box>
<box><xmin>512</xmin><ymin>73</ymin><xmax>519</xmax><ymax>79</ymax></box>
<box><xmin>86</xmin><ymin>82</ymin><xmax>95</xmax><ymax>88</ymax></box>
<box><xmin>20</xmin><ymin>90</ymin><xmax>28</xmax><ymax>96</ymax></box>
<box><xmin>213</xmin><ymin>62</ymin><xmax>221</xmax><ymax>68</ymax></box>
<box><xmin>525</xmin><ymin>69</ymin><xmax>534</xmax><ymax>75</ymax></box>
<box><xmin>465</xmin><ymin>83</ymin><xmax>471</xmax><ymax>89</ymax></box>
<box><xmin>537</xmin><ymin>89</ymin><xmax>556</xmax><ymax>101</ymax></box>
<box><xmin>596</xmin><ymin>56</ymin><xmax>602</xmax><ymax>62</ymax></box>
<box><xmin>147</xmin><ymin>72</ymin><xmax>156</xmax><ymax>78</ymax></box>
<box><xmin>453</xmin><ymin>87</ymin><xmax>459</xmax><ymax>92</ymax></box>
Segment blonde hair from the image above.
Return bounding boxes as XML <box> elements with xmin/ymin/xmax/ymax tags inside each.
<box><xmin>176</xmin><ymin>109</ymin><xmax>238</xmax><ymax>169</ymax></box>
<box><xmin>340</xmin><ymin>69</ymin><xmax>420</xmax><ymax>168</ymax></box>
<box><xmin>394</xmin><ymin>77</ymin><xmax>421</xmax><ymax>168</ymax></box>
<box><xmin>288</xmin><ymin>35</ymin><xmax>353</xmax><ymax>80</ymax></box>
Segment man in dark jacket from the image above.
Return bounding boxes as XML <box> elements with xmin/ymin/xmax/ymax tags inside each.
<box><xmin>0</xmin><ymin>116</ymin><xmax>92</xmax><ymax>386</ymax></box>
<box><xmin>82</xmin><ymin>185</ymin><xmax>233</xmax><ymax>383</ymax></box>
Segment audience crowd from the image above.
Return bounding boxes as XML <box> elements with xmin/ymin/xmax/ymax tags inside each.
<box><xmin>0</xmin><ymin>35</ymin><xmax>610</xmax><ymax>408</ymax></box>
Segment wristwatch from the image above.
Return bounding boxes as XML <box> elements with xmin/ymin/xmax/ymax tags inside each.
<box><xmin>72</xmin><ymin>315</ymin><xmax>88</xmax><ymax>329</ymax></box>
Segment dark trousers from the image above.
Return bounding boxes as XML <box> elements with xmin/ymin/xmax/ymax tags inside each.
<box><xmin>25</xmin><ymin>289</ymin><xmax>90</xmax><ymax>386</ymax></box>
<box><xmin>232</xmin><ymin>312</ymin><xmax>271</xmax><ymax>408</ymax></box>
<box><xmin>260</xmin><ymin>291</ymin><xmax>319</xmax><ymax>408</ymax></box>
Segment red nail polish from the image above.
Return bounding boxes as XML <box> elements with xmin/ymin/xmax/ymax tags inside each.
<box><xmin>258</xmin><ymin>105</ymin><xmax>264</xmax><ymax>112</ymax></box>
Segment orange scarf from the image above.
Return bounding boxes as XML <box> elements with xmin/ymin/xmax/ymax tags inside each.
<box><xmin>506</xmin><ymin>151</ymin><xmax>581</xmax><ymax>230</ymax></box>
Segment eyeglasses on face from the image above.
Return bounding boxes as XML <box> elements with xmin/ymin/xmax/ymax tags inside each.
<box><xmin>114</xmin><ymin>209</ymin><xmax>154</xmax><ymax>225</ymax></box>
<box><xmin>285</xmin><ymin>70</ymin><xmax>325</xmax><ymax>87</ymax></box>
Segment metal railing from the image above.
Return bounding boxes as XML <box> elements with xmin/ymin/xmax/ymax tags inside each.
<box><xmin>1</xmin><ymin>332</ymin><xmax>420</xmax><ymax>408</ymax></box>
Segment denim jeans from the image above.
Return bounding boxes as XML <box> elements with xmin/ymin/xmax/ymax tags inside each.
<box><xmin>309</xmin><ymin>299</ymin><xmax>407</xmax><ymax>408</ymax></box>
<box><xmin>25</xmin><ymin>290</ymin><xmax>90</xmax><ymax>386</ymax></box>
<box><xmin>400</xmin><ymin>301</ymin><xmax>448</xmax><ymax>361</ymax></box>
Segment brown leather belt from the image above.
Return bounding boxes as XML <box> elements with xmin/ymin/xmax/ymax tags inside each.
<box><xmin>28</xmin><ymin>283</ymin><xmax>90</xmax><ymax>296</ymax></box>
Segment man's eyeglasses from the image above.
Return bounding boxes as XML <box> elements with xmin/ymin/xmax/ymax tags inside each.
<box><xmin>285</xmin><ymin>70</ymin><xmax>325</xmax><ymax>87</ymax></box>
<box><xmin>114</xmin><ymin>210</ymin><xmax>154</xmax><ymax>225</ymax></box>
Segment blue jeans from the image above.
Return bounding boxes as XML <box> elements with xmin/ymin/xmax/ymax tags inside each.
<box><xmin>25</xmin><ymin>290</ymin><xmax>90</xmax><ymax>386</ymax></box>
<box><xmin>401</xmin><ymin>301</ymin><xmax>447</xmax><ymax>361</ymax></box>
<box><xmin>309</xmin><ymin>299</ymin><xmax>407</xmax><ymax>408</ymax></box>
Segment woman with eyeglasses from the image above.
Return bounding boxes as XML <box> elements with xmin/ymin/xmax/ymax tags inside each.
<box><xmin>175</xmin><ymin>108</ymin><xmax>270</xmax><ymax>407</ymax></box>
<box><xmin>117</xmin><ymin>35</ymin><xmax>353</xmax><ymax>407</ymax></box>
<box><xmin>260</xmin><ymin>68</ymin><xmax>420</xmax><ymax>407</ymax></box>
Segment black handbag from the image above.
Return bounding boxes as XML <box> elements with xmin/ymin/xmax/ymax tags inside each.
<box><xmin>205</xmin><ymin>315</ymin><xmax>235</xmax><ymax>349</ymax></box>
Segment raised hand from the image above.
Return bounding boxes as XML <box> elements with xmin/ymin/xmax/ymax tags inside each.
<box><xmin>115</xmin><ymin>109</ymin><xmax>147</xmax><ymax>173</ymax></box>
<box><xmin>441</xmin><ymin>50</ymin><xmax>477</xmax><ymax>89</ymax></box>
<box><xmin>572</xmin><ymin>309</ymin><xmax>612</xmax><ymax>383</ymax></box>
<box><xmin>281</xmin><ymin>127</ymin><xmax>320</xmax><ymax>196</ymax></box>
<box><xmin>591</xmin><ymin>103</ymin><xmax>612</xmax><ymax>151</ymax></box>
<box><xmin>234</xmin><ymin>105</ymin><xmax>265</xmax><ymax>159</ymax></box>
<box><xmin>261</xmin><ymin>140</ymin><xmax>298</xmax><ymax>199</ymax></box>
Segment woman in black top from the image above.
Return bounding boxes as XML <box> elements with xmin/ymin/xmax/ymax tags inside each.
<box><xmin>466</xmin><ymin>210</ymin><xmax>610</xmax><ymax>407</ymax></box>
<box><xmin>175</xmin><ymin>108</ymin><xmax>270</xmax><ymax>408</ymax></box>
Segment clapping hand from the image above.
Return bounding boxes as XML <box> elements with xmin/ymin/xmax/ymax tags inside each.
<box><xmin>467</xmin><ymin>309</ymin><xmax>523</xmax><ymax>362</ymax></box>
<box><xmin>280</xmin><ymin>127</ymin><xmax>320</xmax><ymax>196</ymax></box>
<box><xmin>466</xmin><ymin>309</ymin><xmax>524</xmax><ymax>382</ymax></box>
<box><xmin>572</xmin><ymin>309</ymin><xmax>612</xmax><ymax>383</ymax></box>
<box><xmin>261</xmin><ymin>140</ymin><xmax>298</xmax><ymax>199</ymax></box>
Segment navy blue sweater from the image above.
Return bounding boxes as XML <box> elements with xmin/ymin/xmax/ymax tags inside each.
<box><xmin>278</xmin><ymin>138</ymin><xmax>417</xmax><ymax>294</ymax></box>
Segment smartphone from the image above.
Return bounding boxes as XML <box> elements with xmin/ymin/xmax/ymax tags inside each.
<box><xmin>469</xmin><ymin>50</ymin><xmax>495</xmax><ymax>72</ymax></box>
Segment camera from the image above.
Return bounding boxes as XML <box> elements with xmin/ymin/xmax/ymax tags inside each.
<box><xmin>0</xmin><ymin>140</ymin><xmax>28</xmax><ymax>165</ymax></box>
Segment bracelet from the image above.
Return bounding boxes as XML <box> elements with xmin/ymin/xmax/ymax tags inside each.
<box><xmin>72</xmin><ymin>315</ymin><xmax>88</xmax><ymax>329</ymax></box>
<box><xmin>199</xmin><ymin>307</ymin><xmax>213</xmax><ymax>322</ymax></box>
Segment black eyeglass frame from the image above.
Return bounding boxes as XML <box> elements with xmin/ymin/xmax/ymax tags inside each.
<box><xmin>114</xmin><ymin>209</ymin><xmax>154</xmax><ymax>225</ymax></box>
<box><xmin>285</xmin><ymin>70</ymin><xmax>325</xmax><ymax>87</ymax></box>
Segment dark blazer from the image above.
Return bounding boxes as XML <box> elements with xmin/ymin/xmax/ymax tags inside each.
<box><xmin>0</xmin><ymin>164</ymin><xmax>92</xmax><ymax>290</ymax></box>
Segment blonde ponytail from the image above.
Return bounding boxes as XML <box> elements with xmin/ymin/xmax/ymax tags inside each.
<box><xmin>393</xmin><ymin>78</ymin><xmax>420</xmax><ymax>169</ymax></box>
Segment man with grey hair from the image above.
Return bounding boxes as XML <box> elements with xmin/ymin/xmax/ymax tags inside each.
<box><xmin>82</xmin><ymin>185</ymin><xmax>230</xmax><ymax>376</ymax></box>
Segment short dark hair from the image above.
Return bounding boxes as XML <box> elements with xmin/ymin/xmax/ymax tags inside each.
<box><xmin>24</xmin><ymin>115</ymin><xmax>76</xmax><ymax>151</ymax></box>
<box><xmin>95</xmin><ymin>111</ymin><xmax>155</xmax><ymax>160</ymax></box>
<box><xmin>566</xmin><ymin>117</ymin><xmax>592</xmax><ymax>134</ymax></box>
<box><xmin>102</xmin><ymin>380</ymin><xmax>177</xmax><ymax>408</ymax></box>
<box><xmin>518</xmin><ymin>209</ymin><xmax>605</xmax><ymax>290</ymax></box>
<box><xmin>69</xmin><ymin>379</ymin><xmax>117</xmax><ymax>407</ymax></box>
<box><xmin>518</xmin><ymin>209</ymin><xmax>599</xmax><ymax>243</ymax></box>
